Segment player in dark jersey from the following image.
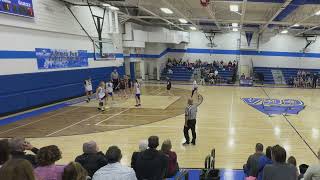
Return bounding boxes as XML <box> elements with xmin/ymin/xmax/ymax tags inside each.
<box><xmin>118</xmin><ymin>78</ymin><xmax>127</xmax><ymax>99</ymax></box>
<box><xmin>166</xmin><ymin>77</ymin><xmax>172</xmax><ymax>96</ymax></box>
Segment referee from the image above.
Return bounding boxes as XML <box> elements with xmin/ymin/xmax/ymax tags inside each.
<box><xmin>183</xmin><ymin>98</ymin><xmax>198</xmax><ymax>145</ymax></box>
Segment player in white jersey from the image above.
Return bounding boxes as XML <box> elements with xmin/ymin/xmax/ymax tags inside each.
<box><xmin>134</xmin><ymin>80</ymin><xmax>141</xmax><ymax>107</ymax></box>
<box><xmin>84</xmin><ymin>78</ymin><xmax>93</xmax><ymax>103</ymax></box>
<box><xmin>96</xmin><ymin>81</ymin><xmax>107</xmax><ymax>111</ymax></box>
<box><xmin>191</xmin><ymin>79</ymin><xmax>199</xmax><ymax>100</ymax></box>
<box><xmin>106</xmin><ymin>80</ymin><xmax>114</xmax><ymax>102</ymax></box>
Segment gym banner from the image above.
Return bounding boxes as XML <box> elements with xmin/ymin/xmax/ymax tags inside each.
<box><xmin>0</xmin><ymin>0</ymin><xmax>34</xmax><ymax>18</ymax></box>
<box><xmin>35</xmin><ymin>48</ymin><xmax>89</xmax><ymax>69</ymax></box>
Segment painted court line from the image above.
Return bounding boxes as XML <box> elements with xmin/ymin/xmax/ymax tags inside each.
<box><xmin>46</xmin><ymin>112</ymin><xmax>102</xmax><ymax>137</ymax></box>
<box><xmin>97</xmin><ymin>114</ymin><xmax>167</xmax><ymax>117</ymax></box>
<box><xmin>0</xmin><ymin>107</ymin><xmax>82</xmax><ymax>135</ymax></box>
<box><xmin>95</xmin><ymin>108</ymin><xmax>131</xmax><ymax>125</ymax></box>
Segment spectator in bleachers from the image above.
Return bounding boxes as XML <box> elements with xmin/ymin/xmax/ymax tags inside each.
<box><xmin>161</xmin><ymin>139</ymin><xmax>179</xmax><ymax>178</ymax></box>
<box><xmin>9</xmin><ymin>137</ymin><xmax>39</xmax><ymax>167</ymax></box>
<box><xmin>168</xmin><ymin>69</ymin><xmax>173</xmax><ymax>74</ymax></box>
<box><xmin>0</xmin><ymin>159</ymin><xmax>36</xmax><ymax>180</ymax></box>
<box><xmin>75</xmin><ymin>141</ymin><xmax>107</xmax><ymax>177</ymax></box>
<box><xmin>287</xmin><ymin>156</ymin><xmax>299</xmax><ymax>176</ymax></box>
<box><xmin>131</xmin><ymin>140</ymin><xmax>148</xmax><ymax>172</ymax></box>
<box><xmin>62</xmin><ymin>162</ymin><xmax>88</xmax><ymax>180</ymax></box>
<box><xmin>134</xmin><ymin>136</ymin><xmax>168</xmax><ymax>180</ymax></box>
<box><xmin>257</xmin><ymin>146</ymin><xmax>272</xmax><ymax>180</ymax></box>
<box><xmin>241</xmin><ymin>73</ymin><xmax>246</xmax><ymax>80</ymax></box>
<box><xmin>298</xmin><ymin>164</ymin><xmax>309</xmax><ymax>180</ymax></box>
<box><xmin>262</xmin><ymin>145</ymin><xmax>297</xmax><ymax>180</ymax></box>
<box><xmin>243</xmin><ymin>143</ymin><xmax>264</xmax><ymax>178</ymax></box>
<box><xmin>92</xmin><ymin>146</ymin><xmax>137</xmax><ymax>180</ymax></box>
<box><xmin>0</xmin><ymin>139</ymin><xmax>10</xmax><ymax>167</ymax></box>
<box><xmin>303</xmin><ymin>149</ymin><xmax>320</xmax><ymax>180</ymax></box>
<box><xmin>313</xmin><ymin>73</ymin><xmax>318</xmax><ymax>88</ymax></box>
<box><xmin>34</xmin><ymin>145</ymin><xmax>64</xmax><ymax>180</ymax></box>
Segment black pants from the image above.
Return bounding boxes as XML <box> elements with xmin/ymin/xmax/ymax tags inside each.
<box><xmin>184</xmin><ymin>119</ymin><xmax>196</xmax><ymax>143</ymax></box>
<box><xmin>113</xmin><ymin>79</ymin><xmax>119</xmax><ymax>90</ymax></box>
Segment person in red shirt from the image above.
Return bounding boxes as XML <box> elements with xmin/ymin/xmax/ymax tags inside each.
<box><xmin>161</xmin><ymin>139</ymin><xmax>179</xmax><ymax>178</ymax></box>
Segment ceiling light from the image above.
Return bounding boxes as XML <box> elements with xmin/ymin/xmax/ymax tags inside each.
<box><xmin>315</xmin><ymin>10</ymin><xmax>320</xmax><ymax>15</ymax></box>
<box><xmin>179</xmin><ymin>18</ymin><xmax>188</xmax><ymax>24</ymax></box>
<box><xmin>232</xmin><ymin>23</ymin><xmax>238</xmax><ymax>27</ymax></box>
<box><xmin>160</xmin><ymin>8</ymin><xmax>173</xmax><ymax>14</ymax></box>
<box><xmin>102</xmin><ymin>3</ymin><xmax>111</xmax><ymax>7</ymax></box>
<box><xmin>230</xmin><ymin>4</ymin><xmax>239</xmax><ymax>12</ymax></box>
<box><xmin>281</xmin><ymin>29</ymin><xmax>288</xmax><ymax>34</ymax></box>
<box><xmin>190</xmin><ymin>26</ymin><xmax>197</xmax><ymax>30</ymax></box>
<box><xmin>292</xmin><ymin>23</ymin><xmax>300</xmax><ymax>27</ymax></box>
<box><xmin>109</xmin><ymin>6</ymin><xmax>119</xmax><ymax>11</ymax></box>
<box><xmin>232</xmin><ymin>28</ymin><xmax>238</xmax><ymax>32</ymax></box>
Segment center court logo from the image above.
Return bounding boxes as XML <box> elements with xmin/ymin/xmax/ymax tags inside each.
<box><xmin>242</xmin><ymin>98</ymin><xmax>305</xmax><ymax>116</ymax></box>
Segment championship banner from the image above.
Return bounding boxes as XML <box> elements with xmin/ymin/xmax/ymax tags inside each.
<box><xmin>35</xmin><ymin>48</ymin><xmax>89</xmax><ymax>69</ymax></box>
<box><xmin>0</xmin><ymin>0</ymin><xmax>34</xmax><ymax>18</ymax></box>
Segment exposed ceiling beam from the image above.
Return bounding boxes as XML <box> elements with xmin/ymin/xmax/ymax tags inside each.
<box><xmin>240</xmin><ymin>0</ymin><xmax>247</xmax><ymax>28</ymax></box>
<box><xmin>161</xmin><ymin>0</ymin><xmax>200</xmax><ymax>30</ymax></box>
<box><xmin>295</xmin><ymin>25</ymin><xmax>320</xmax><ymax>36</ymax></box>
<box><xmin>118</xmin><ymin>11</ymin><xmax>152</xmax><ymax>25</ymax></box>
<box><xmin>137</xmin><ymin>5</ymin><xmax>184</xmax><ymax>31</ymax></box>
<box><xmin>205</xmin><ymin>3</ymin><xmax>221</xmax><ymax>30</ymax></box>
<box><xmin>259</xmin><ymin>0</ymin><xmax>293</xmax><ymax>34</ymax></box>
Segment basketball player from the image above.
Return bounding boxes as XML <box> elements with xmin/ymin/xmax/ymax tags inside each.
<box><xmin>106</xmin><ymin>80</ymin><xmax>114</xmax><ymax>102</ymax></box>
<box><xmin>118</xmin><ymin>78</ymin><xmax>127</xmax><ymax>99</ymax></box>
<box><xmin>191</xmin><ymin>79</ymin><xmax>200</xmax><ymax>100</ymax></box>
<box><xmin>96</xmin><ymin>81</ymin><xmax>106</xmax><ymax>111</ymax></box>
<box><xmin>166</xmin><ymin>77</ymin><xmax>172</xmax><ymax>96</ymax></box>
<box><xmin>134</xmin><ymin>80</ymin><xmax>141</xmax><ymax>107</ymax></box>
<box><xmin>125</xmin><ymin>75</ymin><xmax>133</xmax><ymax>95</ymax></box>
<box><xmin>84</xmin><ymin>78</ymin><xmax>93</xmax><ymax>103</ymax></box>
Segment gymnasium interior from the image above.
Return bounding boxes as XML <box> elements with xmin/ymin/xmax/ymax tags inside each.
<box><xmin>1</xmin><ymin>0</ymin><xmax>320</xmax><ymax>179</ymax></box>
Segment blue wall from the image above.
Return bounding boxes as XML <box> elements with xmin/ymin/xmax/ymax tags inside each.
<box><xmin>0</xmin><ymin>66</ymin><xmax>124</xmax><ymax>115</ymax></box>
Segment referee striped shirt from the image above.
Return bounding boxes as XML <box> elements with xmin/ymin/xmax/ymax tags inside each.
<box><xmin>185</xmin><ymin>104</ymin><xmax>197</xmax><ymax>120</ymax></box>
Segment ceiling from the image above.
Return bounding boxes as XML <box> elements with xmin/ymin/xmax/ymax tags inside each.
<box><xmin>81</xmin><ymin>0</ymin><xmax>320</xmax><ymax>36</ymax></box>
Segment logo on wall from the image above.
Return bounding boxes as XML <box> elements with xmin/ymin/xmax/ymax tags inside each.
<box><xmin>242</xmin><ymin>98</ymin><xmax>305</xmax><ymax>116</ymax></box>
<box><xmin>35</xmin><ymin>48</ymin><xmax>89</xmax><ymax>69</ymax></box>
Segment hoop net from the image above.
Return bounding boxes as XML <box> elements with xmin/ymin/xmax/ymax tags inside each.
<box><xmin>204</xmin><ymin>31</ymin><xmax>216</xmax><ymax>48</ymax></box>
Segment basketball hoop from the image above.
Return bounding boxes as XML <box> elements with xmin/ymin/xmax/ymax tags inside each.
<box><xmin>204</xmin><ymin>31</ymin><xmax>217</xmax><ymax>48</ymax></box>
<box><xmin>200</xmin><ymin>0</ymin><xmax>210</xmax><ymax>7</ymax></box>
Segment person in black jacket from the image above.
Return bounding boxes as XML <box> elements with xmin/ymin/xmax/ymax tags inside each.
<box><xmin>75</xmin><ymin>141</ymin><xmax>107</xmax><ymax>177</ymax></box>
<box><xmin>134</xmin><ymin>136</ymin><xmax>169</xmax><ymax>180</ymax></box>
<box><xmin>131</xmin><ymin>140</ymin><xmax>148</xmax><ymax>172</ymax></box>
<box><xmin>9</xmin><ymin>137</ymin><xmax>39</xmax><ymax>167</ymax></box>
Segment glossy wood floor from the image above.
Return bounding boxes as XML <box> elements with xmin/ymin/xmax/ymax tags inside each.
<box><xmin>6</xmin><ymin>84</ymin><xmax>320</xmax><ymax>169</ymax></box>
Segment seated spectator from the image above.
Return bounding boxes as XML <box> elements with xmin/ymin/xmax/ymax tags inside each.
<box><xmin>62</xmin><ymin>162</ymin><xmax>88</xmax><ymax>180</ymax></box>
<box><xmin>161</xmin><ymin>139</ymin><xmax>179</xmax><ymax>178</ymax></box>
<box><xmin>134</xmin><ymin>136</ymin><xmax>168</xmax><ymax>180</ymax></box>
<box><xmin>0</xmin><ymin>139</ymin><xmax>10</xmax><ymax>167</ymax></box>
<box><xmin>287</xmin><ymin>156</ymin><xmax>298</xmax><ymax>176</ymax></box>
<box><xmin>214</xmin><ymin>69</ymin><xmax>219</xmax><ymax>77</ymax></box>
<box><xmin>75</xmin><ymin>141</ymin><xmax>107</xmax><ymax>177</ymax></box>
<box><xmin>303</xmin><ymin>149</ymin><xmax>320</xmax><ymax>180</ymax></box>
<box><xmin>9</xmin><ymin>137</ymin><xmax>39</xmax><ymax>167</ymax></box>
<box><xmin>257</xmin><ymin>146</ymin><xmax>272</xmax><ymax>180</ymax></box>
<box><xmin>241</xmin><ymin>73</ymin><xmax>246</xmax><ymax>79</ymax></box>
<box><xmin>131</xmin><ymin>140</ymin><xmax>148</xmax><ymax>172</ymax></box>
<box><xmin>168</xmin><ymin>69</ymin><xmax>173</xmax><ymax>74</ymax></box>
<box><xmin>298</xmin><ymin>164</ymin><xmax>309</xmax><ymax>180</ymax></box>
<box><xmin>93</xmin><ymin>146</ymin><xmax>136</xmax><ymax>180</ymax></box>
<box><xmin>243</xmin><ymin>143</ymin><xmax>264</xmax><ymax>178</ymax></box>
<box><xmin>34</xmin><ymin>145</ymin><xmax>64</xmax><ymax>180</ymax></box>
<box><xmin>0</xmin><ymin>159</ymin><xmax>36</xmax><ymax>180</ymax></box>
<box><xmin>262</xmin><ymin>145</ymin><xmax>297</xmax><ymax>180</ymax></box>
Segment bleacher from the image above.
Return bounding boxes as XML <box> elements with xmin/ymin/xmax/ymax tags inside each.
<box><xmin>217</xmin><ymin>69</ymin><xmax>234</xmax><ymax>81</ymax></box>
<box><xmin>253</xmin><ymin>67</ymin><xmax>320</xmax><ymax>84</ymax></box>
<box><xmin>161</xmin><ymin>66</ymin><xmax>194</xmax><ymax>81</ymax></box>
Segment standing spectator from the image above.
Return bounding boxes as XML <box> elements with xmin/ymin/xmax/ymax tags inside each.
<box><xmin>257</xmin><ymin>146</ymin><xmax>272</xmax><ymax>180</ymax></box>
<box><xmin>161</xmin><ymin>139</ymin><xmax>179</xmax><ymax>178</ymax></box>
<box><xmin>0</xmin><ymin>159</ymin><xmax>36</xmax><ymax>180</ymax></box>
<box><xmin>93</xmin><ymin>146</ymin><xmax>137</xmax><ymax>180</ymax></box>
<box><xmin>287</xmin><ymin>156</ymin><xmax>299</xmax><ymax>177</ymax></box>
<box><xmin>34</xmin><ymin>145</ymin><xmax>64</xmax><ymax>180</ymax></box>
<box><xmin>313</xmin><ymin>73</ymin><xmax>318</xmax><ymax>88</ymax></box>
<box><xmin>62</xmin><ymin>162</ymin><xmax>88</xmax><ymax>180</ymax></box>
<box><xmin>134</xmin><ymin>136</ymin><xmax>168</xmax><ymax>180</ymax></box>
<box><xmin>9</xmin><ymin>137</ymin><xmax>39</xmax><ymax>167</ymax></box>
<box><xmin>183</xmin><ymin>98</ymin><xmax>198</xmax><ymax>146</ymax></box>
<box><xmin>131</xmin><ymin>140</ymin><xmax>148</xmax><ymax>172</ymax></box>
<box><xmin>262</xmin><ymin>145</ymin><xmax>297</xmax><ymax>180</ymax></box>
<box><xmin>303</xmin><ymin>149</ymin><xmax>320</xmax><ymax>180</ymax></box>
<box><xmin>298</xmin><ymin>164</ymin><xmax>309</xmax><ymax>180</ymax></box>
<box><xmin>243</xmin><ymin>143</ymin><xmax>264</xmax><ymax>178</ymax></box>
<box><xmin>75</xmin><ymin>141</ymin><xmax>107</xmax><ymax>177</ymax></box>
<box><xmin>0</xmin><ymin>139</ymin><xmax>10</xmax><ymax>167</ymax></box>
<box><xmin>111</xmin><ymin>69</ymin><xmax>120</xmax><ymax>91</ymax></box>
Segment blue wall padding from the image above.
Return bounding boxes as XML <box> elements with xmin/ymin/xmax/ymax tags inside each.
<box><xmin>0</xmin><ymin>66</ymin><xmax>124</xmax><ymax>115</ymax></box>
